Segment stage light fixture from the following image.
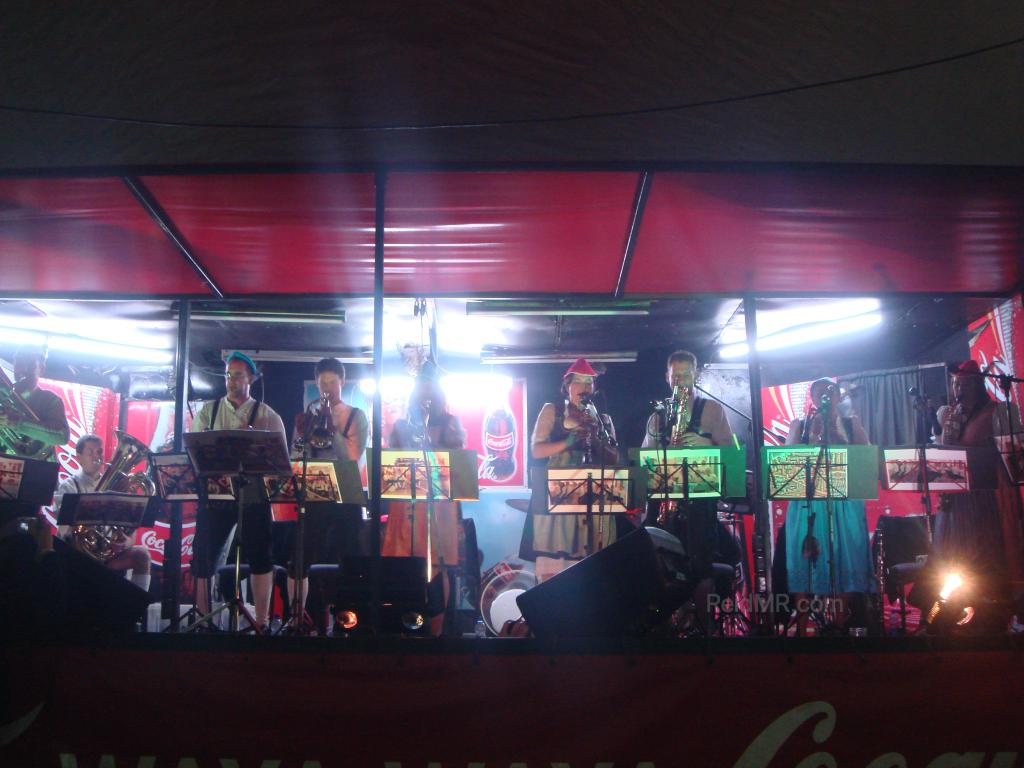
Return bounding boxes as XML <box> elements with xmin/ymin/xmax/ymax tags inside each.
<box><xmin>480</xmin><ymin>350</ymin><xmax>638</xmax><ymax>365</ymax></box>
<box><xmin>719</xmin><ymin>312</ymin><xmax>883</xmax><ymax>359</ymax></box>
<box><xmin>466</xmin><ymin>300</ymin><xmax>650</xmax><ymax>317</ymax></box>
<box><xmin>1</xmin><ymin>327</ymin><xmax>174</xmax><ymax>365</ymax></box>
<box><xmin>335</xmin><ymin>609</ymin><xmax>359</xmax><ymax>632</ymax></box>
<box><xmin>190</xmin><ymin>310</ymin><xmax>345</xmax><ymax>325</ymax></box>
<box><xmin>400</xmin><ymin>611</ymin><xmax>426</xmax><ymax>632</ymax></box>
<box><xmin>926</xmin><ymin>570</ymin><xmax>972</xmax><ymax>630</ymax></box>
<box><xmin>224</xmin><ymin>349</ymin><xmax>373</xmax><ymax>365</ymax></box>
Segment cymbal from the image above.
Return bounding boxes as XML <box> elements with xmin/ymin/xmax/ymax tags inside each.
<box><xmin>504</xmin><ymin>498</ymin><xmax>531</xmax><ymax>513</ymax></box>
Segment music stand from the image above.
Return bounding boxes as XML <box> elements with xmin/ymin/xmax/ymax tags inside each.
<box><xmin>183</xmin><ymin>429</ymin><xmax>292</xmax><ymax>633</ymax></box>
<box><xmin>264</xmin><ymin>458</ymin><xmax>368</xmax><ymax>634</ymax></box>
<box><xmin>56</xmin><ymin>492</ymin><xmax>159</xmax><ymax>529</ymax></box>
<box><xmin>533</xmin><ymin>465</ymin><xmax>633</xmax><ymax>557</ymax></box>
<box><xmin>0</xmin><ymin>452</ymin><xmax>59</xmax><ymax>507</ymax></box>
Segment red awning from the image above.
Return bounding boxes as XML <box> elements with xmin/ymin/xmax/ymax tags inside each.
<box><xmin>1</xmin><ymin>168</ymin><xmax>1021</xmax><ymax>298</ymax></box>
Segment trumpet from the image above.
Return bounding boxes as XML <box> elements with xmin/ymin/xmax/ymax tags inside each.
<box><xmin>0</xmin><ymin>368</ymin><xmax>47</xmax><ymax>458</ymax></box>
<box><xmin>295</xmin><ymin>394</ymin><xmax>333</xmax><ymax>453</ymax></box>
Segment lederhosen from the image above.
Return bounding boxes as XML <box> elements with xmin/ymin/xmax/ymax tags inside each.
<box><xmin>190</xmin><ymin>398</ymin><xmax>275</xmax><ymax>577</ymax></box>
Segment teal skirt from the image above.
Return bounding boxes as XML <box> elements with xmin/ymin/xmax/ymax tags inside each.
<box><xmin>784</xmin><ymin>499</ymin><xmax>875</xmax><ymax>594</ymax></box>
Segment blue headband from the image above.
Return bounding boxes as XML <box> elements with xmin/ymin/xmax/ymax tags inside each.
<box><xmin>225</xmin><ymin>351</ymin><xmax>258</xmax><ymax>375</ymax></box>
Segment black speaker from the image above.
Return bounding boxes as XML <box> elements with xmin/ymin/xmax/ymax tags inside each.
<box><xmin>516</xmin><ymin>527</ymin><xmax>692</xmax><ymax>639</ymax></box>
<box><xmin>52</xmin><ymin>537</ymin><xmax>151</xmax><ymax>636</ymax></box>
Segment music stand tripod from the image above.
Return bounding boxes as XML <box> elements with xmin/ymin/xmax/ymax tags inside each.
<box><xmin>281</xmin><ymin>413</ymin><xmax>320</xmax><ymax>636</ymax></box>
<box><xmin>183</xmin><ymin>429</ymin><xmax>292</xmax><ymax>634</ymax></box>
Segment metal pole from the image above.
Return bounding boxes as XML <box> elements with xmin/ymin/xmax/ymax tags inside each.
<box><xmin>162</xmin><ymin>299</ymin><xmax>190</xmax><ymax>628</ymax></box>
<box><xmin>743</xmin><ymin>295</ymin><xmax>774</xmax><ymax>634</ymax></box>
<box><xmin>369</xmin><ymin>170</ymin><xmax>387</xmax><ymax>634</ymax></box>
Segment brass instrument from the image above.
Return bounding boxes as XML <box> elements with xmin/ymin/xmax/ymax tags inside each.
<box><xmin>0</xmin><ymin>368</ymin><xmax>47</xmax><ymax>458</ymax></box>
<box><xmin>295</xmin><ymin>394</ymin><xmax>334</xmax><ymax>454</ymax></box>
<box><xmin>72</xmin><ymin>430</ymin><xmax>155</xmax><ymax>563</ymax></box>
<box><xmin>668</xmin><ymin>384</ymin><xmax>692</xmax><ymax>446</ymax></box>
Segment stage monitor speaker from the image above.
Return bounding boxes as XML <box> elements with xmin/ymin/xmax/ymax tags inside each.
<box><xmin>516</xmin><ymin>527</ymin><xmax>689</xmax><ymax>639</ymax></box>
<box><xmin>53</xmin><ymin>538</ymin><xmax>151</xmax><ymax>636</ymax></box>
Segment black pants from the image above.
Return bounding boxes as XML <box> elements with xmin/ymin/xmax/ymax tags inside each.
<box><xmin>190</xmin><ymin>501</ymin><xmax>273</xmax><ymax>577</ymax></box>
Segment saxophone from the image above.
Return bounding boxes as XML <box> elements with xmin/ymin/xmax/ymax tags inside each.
<box><xmin>669</xmin><ymin>384</ymin><xmax>692</xmax><ymax>446</ymax></box>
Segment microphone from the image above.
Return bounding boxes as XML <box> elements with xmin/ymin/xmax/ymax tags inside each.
<box><xmin>579</xmin><ymin>392</ymin><xmax>595</xmax><ymax>407</ymax></box>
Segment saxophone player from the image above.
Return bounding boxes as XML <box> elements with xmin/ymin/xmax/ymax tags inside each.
<box><xmin>53</xmin><ymin>434</ymin><xmax>152</xmax><ymax>592</ymax></box>
<box><xmin>642</xmin><ymin>350</ymin><xmax>739</xmax><ymax>632</ymax></box>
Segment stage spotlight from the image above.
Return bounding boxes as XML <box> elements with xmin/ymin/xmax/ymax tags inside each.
<box><xmin>335</xmin><ymin>609</ymin><xmax>359</xmax><ymax>632</ymax></box>
<box><xmin>926</xmin><ymin>571</ymin><xmax>971</xmax><ymax>631</ymax></box>
<box><xmin>401</xmin><ymin>611</ymin><xmax>426</xmax><ymax>632</ymax></box>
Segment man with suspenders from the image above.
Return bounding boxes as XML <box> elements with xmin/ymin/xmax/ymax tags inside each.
<box><xmin>189</xmin><ymin>351</ymin><xmax>286</xmax><ymax>631</ymax></box>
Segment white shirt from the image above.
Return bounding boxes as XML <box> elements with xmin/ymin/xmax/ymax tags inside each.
<box><xmin>191</xmin><ymin>396</ymin><xmax>286</xmax><ymax>437</ymax></box>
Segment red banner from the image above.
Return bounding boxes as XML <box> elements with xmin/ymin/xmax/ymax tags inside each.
<box><xmin>2</xmin><ymin>643</ymin><xmax>1022</xmax><ymax>766</ymax></box>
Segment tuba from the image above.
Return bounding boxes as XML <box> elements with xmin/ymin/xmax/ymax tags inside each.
<box><xmin>0</xmin><ymin>368</ymin><xmax>48</xmax><ymax>458</ymax></box>
<box><xmin>72</xmin><ymin>430</ymin><xmax>155</xmax><ymax>563</ymax></box>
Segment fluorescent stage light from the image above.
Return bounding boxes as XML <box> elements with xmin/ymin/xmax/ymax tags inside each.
<box><xmin>480</xmin><ymin>350</ymin><xmax>638</xmax><ymax>365</ymax></box>
<box><xmin>226</xmin><ymin>349</ymin><xmax>372</xmax><ymax>364</ymax></box>
<box><xmin>1</xmin><ymin>327</ymin><xmax>173</xmax><ymax>365</ymax></box>
<box><xmin>191</xmin><ymin>311</ymin><xmax>345</xmax><ymax>325</ymax></box>
<box><xmin>0</xmin><ymin>313</ymin><xmax>173</xmax><ymax>352</ymax></box>
<box><xmin>466</xmin><ymin>300</ymin><xmax>650</xmax><ymax>317</ymax></box>
<box><xmin>719</xmin><ymin>312</ymin><xmax>883</xmax><ymax>359</ymax></box>
<box><xmin>718</xmin><ymin>298</ymin><xmax>882</xmax><ymax>345</ymax></box>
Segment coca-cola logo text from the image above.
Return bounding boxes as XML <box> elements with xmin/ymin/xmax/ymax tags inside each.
<box><xmin>484</xmin><ymin>431</ymin><xmax>514</xmax><ymax>451</ymax></box>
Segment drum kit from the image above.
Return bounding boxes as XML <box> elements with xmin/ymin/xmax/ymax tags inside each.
<box><xmin>475</xmin><ymin>497</ymin><xmax>534</xmax><ymax>635</ymax></box>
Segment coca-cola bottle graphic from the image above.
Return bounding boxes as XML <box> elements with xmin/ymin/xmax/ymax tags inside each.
<box><xmin>481</xmin><ymin>404</ymin><xmax>517</xmax><ymax>482</ymax></box>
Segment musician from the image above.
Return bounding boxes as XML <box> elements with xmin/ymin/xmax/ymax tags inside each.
<box><xmin>381</xmin><ymin>363</ymin><xmax>466</xmax><ymax>634</ymax></box>
<box><xmin>641</xmin><ymin>350</ymin><xmax>740</xmax><ymax>632</ymax></box>
<box><xmin>189</xmin><ymin>351</ymin><xmax>286</xmax><ymax>631</ymax></box>
<box><xmin>519</xmin><ymin>358</ymin><xmax>619</xmax><ymax>582</ymax></box>
<box><xmin>641</xmin><ymin>350</ymin><xmax>733</xmax><ymax>450</ymax></box>
<box><xmin>0</xmin><ymin>347</ymin><xmax>70</xmax><ymax>460</ymax></box>
<box><xmin>911</xmin><ymin>360</ymin><xmax>1021</xmax><ymax>616</ymax></box>
<box><xmin>287</xmin><ymin>357</ymin><xmax>369</xmax><ymax>616</ymax></box>
<box><xmin>785</xmin><ymin>377</ymin><xmax>873</xmax><ymax>634</ymax></box>
<box><xmin>53</xmin><ymin>434</ymin><xmax>151</xmax><ymax>592</ymax></box>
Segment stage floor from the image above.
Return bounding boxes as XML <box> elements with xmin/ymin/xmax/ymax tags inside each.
<box><xmin>3</xmin><ymin>634</ymin><xmax>1023</xmax><ymax>767</ymax></box>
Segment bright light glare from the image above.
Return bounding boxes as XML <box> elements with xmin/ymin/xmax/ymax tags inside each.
<box><xmin>440</xmin><ymin>374</ymin><xmax>512</xmax><ymax>409</ymax></box>
<box><xmin>359</xmin><ymin>378</ymin><xmax>377</xmax><ymax>396</ymax></box>
<box><xmin>0</xmin><ymin>314</ymin><xmax>173</xmax><ymax>351</ymax></box>
<box><xmin>719</xmin><ymin>299</ymin><xmax>881</xmax><ymax>345</ymax></box>
<box><xmin>939</xmin><ymin>572</ymin><xmax>964</xmax><ymax>601</ymax></box>
<box><xmin>0</xmin><ymin>327</ymin><xmax>173</xmax><ymax>364</ymax></box>
<box><xmin>336</xmin><ymin>610</ymin><xmax>358</xmax><ymax>631</ymax></box>
<box><xmin>956</xmin><ymin>606</ymin><xmax>975</xmax><ymax>626</ymax></box>
<box><xmin>720</xmin><ymin>312</ymin><xmax>882</xmax><ymax>359</ymax></box>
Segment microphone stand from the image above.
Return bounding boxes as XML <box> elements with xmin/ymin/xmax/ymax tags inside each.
<box><xmin>285</xmin><ymin>400</ymin><xmax>319</xmax><ymax>635</ymax></box>
<box><xmin>909</xmin><ymin>388</ymin><xmax>936</xmax><ymax>540</ymax></box>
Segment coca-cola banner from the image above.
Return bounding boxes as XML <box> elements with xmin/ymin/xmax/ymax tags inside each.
<box><xmin>3</xmin><ymin>643</ymin><xmax>1021</xmax><ymax>766</ymax></box>
<box><xmin>969</xmin><ymin>294</ymin><xmax>1024</xmax><ymax>406</ymax></box>
<box><xmin>36</xmin><ymin>378</ymin><xmax>120</xmax><ymax>529</ymax></box>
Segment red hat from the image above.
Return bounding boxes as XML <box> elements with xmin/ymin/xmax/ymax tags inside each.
<box><xmin>563</xmin><ymin>357</ymin><xmax>598</xmax><ymax>379</ymax></box>
<box><xmin>950</xmin><ymin>360</ymin><xmax>981</xmax><ymax>376</ymax></box>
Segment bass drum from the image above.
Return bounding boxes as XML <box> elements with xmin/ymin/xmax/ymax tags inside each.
<box><xmin>478</xmin><ymin>560</ymin><xmax>537</xmax><ymax>636</ymax></box>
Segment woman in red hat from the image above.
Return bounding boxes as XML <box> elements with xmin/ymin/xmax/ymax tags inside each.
<box><xmin>519</xmin><ymin>358</ymin><xmax>619</xmax><ymax>582</ymax></box>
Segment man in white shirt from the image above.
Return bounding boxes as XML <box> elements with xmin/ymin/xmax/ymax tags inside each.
<box><xmin>190</xmin><ymin>351</ymin><xmax>287</xmax><ymax>631</ymax></box>
<box><xmin>53</xmin><ymin>434</ymin><xmax>152</xmax><ymax>592</ymax></box>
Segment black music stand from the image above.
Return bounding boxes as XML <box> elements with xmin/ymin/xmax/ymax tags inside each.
<box><xmin>537</xmin><ymin>466</ymin><xmax>633</xmax><ymax>557</ymax></box>
<box><xmin>56</xmin><ymin>492</ymin><xmax>159</xmax><ymax>529</ymax></box>
<box><xmin>0</xmin><ymin>453</ymin><xmax>59</xmax><ymax>517</ymax></box>
<box><xmin>183</xmin><ymin>429</ymin><xmax>292</xmax><ymax>633</ymax></box>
